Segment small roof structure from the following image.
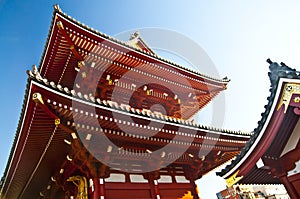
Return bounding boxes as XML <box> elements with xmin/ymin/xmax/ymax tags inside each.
<box><xmin>217</xmin><ymin>59</ymin><xmax>300</xmax><ymax>199</ymax></box>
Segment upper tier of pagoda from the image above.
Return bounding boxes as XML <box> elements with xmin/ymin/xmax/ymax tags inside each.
<box><xmin>39</xmin><ymin>5</ymin><xmax>229</xmax><ymax>120</ymax></box>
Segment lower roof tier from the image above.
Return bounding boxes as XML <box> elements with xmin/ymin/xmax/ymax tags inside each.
<box><xmin>1</xmin><ymin>76</ymin><xmax>250</xmax><ymax>198</ymax></box>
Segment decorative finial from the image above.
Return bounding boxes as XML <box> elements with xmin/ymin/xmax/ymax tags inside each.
<box><xmin>53</xmin><ymin>4</ymin><xmax>62</xmax><ymax>12</ymax></box>
<box><xmin>32</xmin><ymin>65</ymin><xmax>39</xmax><ymax>76</ymax></box>
<box><xmin>130</xmin><ymin>30</ymin><xmax>140</xmax><ymax>40</ymax></box>
<box><xmin>32</xmin><ymin>93</ymin><xmax>44</xmax><ymax>105</ymax></box>
<box><xmin>266</xmin><ymin>58</ymin><xmax>273</xmax><ymax>64</ymax></box>
<box><xmin>56</xmin><ymin>21</ymin><xmax>64</xmax><ymax>29</ymax></box>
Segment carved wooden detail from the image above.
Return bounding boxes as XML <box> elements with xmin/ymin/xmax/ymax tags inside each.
<box><xmin>69</xmin><ymin>139</ymin><xmax>110</xmax><ymax>179</ymax></box>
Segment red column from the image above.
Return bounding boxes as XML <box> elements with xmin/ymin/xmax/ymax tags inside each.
<box><xmin>190</xmin><ymin>181</ymin><xmax>200</xmax><ymax>199</ymax></box>
<box><xmin>99</xmin><ymin>178</ymin><xmax>105</xmax><ymax>198</ymax></box>
<box><xmin>145</xmin><ymin>172</ymin><xmax>160</xmax><ymax>199</ymax></box>
<box><xmin>153</xmin><ymin>179</ymin><xmax>161</xmax><ymax>199</ymax></box>
<box><xmin>147</xmin><ymin>178</ymin><xmax>156</xmax><ymax>199</ymax></box>
<box><xmin>88</xmin><ymin>178</ymin><xmax>94</xmax><ymax>198</ymax></box>
<box><xmin>184</xmin><ymin>168</ymin><xmax>200</xmax><ymax>199</ymax></box>
<box><xmin>280</xmin><ymin>175</ymin><xmax>300</xmax><ymax>199</ymax></box>
<box><xmin>89</xmin><ymin>178</ymin><xmax>105</xmax><ymax>199</ymax></box>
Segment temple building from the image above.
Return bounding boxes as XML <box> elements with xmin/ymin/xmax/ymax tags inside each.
<box><xmin>0</xmin><ymin>5</ymin><xmax>252</xmax><ymax>199</ymax></box>
<box><xmin>217</xmin><ymin>59</ymin><xmax>300</xmax><ymax>199</ymax></box>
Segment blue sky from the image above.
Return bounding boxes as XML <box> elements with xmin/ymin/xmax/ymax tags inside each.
<box><xmin>1</xmin><ymin>1</ymin><xmax>300</xmax><ymax>198</ymax></box>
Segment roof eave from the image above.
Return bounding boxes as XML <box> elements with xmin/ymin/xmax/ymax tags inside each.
<box><xmin>39</xmin><ymin>5</ymin><xmax>229</xmax><ymax>84</ymax></box>
<box><xmin>217</xmin><ymin>59</ymin><xmax>300</xmax><ymax>179</ymax></box>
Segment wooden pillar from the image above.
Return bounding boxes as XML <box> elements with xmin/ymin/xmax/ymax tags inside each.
<box><xmin>190</xmin><ymin>181</ymin><xmax>200</xmax><ymax>199</ymax></box>
<box><xmin>279</xmin><ymin>174</ymin><xmax>300</xmax><ymax>199</ymax></box>
<box><xmin>153</xmin><ymin>179</ymin><xmax>161</xmax><ymax>199</ymax></box>
<box><xmin>144</xmin><ymin>171</ymin><xmax>160</xmax><ymax>199</ymax></box>
<box><xmin>182</xmin><ymin>177</ymin><xmax>199</xmax><ymax>199</ymax></box>
<box><xmin>147</xmin><ymin>179</ymin><xmax>161</xmax><ymax>199</ymax></box>
<box><xmin>89</xmin><ymin>178</ymin><xmax>106</xmax><ymax>199</ymax></box>
<box><xmin>99</xmin><ymin>178</ymin><xmax>106</xmax><ymax>198</ymax></box>
<box><xmin>88</xmin><ymin>179</ymin><xmax>94</xmax><ymax>198</ymax></box>
<box><xmin>184</xmin><ymin>166</ymin><xmax>200</xmax><ymax>199</ymax></box>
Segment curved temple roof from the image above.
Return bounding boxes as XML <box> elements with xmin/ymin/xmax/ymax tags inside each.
<box><xmin>34</xmin><ymin>5</ymin><xmax>231</xmax><ymax>120</ymax></box>
<box><xmin>39</xmin><ymin>5</ymin><xmax>229</xmax><ymax>84</ymax></box>
<box><xmin>0</xmin><ymin>65</ymin><xmax>250</xmax><ymax>198</ymax></box>
<box><xmin>27</xmin><ymin>65</ymin><xmax>251</xmax><ymax>137</ymax></box>
<box><xmin>217</xmin><ymin>59</ymin><xmax>300</xmax><ymax>181</ymax></box>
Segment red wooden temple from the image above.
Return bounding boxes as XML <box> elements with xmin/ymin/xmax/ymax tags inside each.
<box><xmin>217</xmin><ymin>59</ymin><xmax>300</xmax><ymax>199</ymax></box>
<box><xmin>0</xmin><ymin>5</ymin><xmax>252</xmax><ymax>199</ymax></box>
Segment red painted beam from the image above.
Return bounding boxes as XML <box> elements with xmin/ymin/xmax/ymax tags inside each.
<box><xmin>239</xmin><ymin>107</ymin><xmax>285</xmax><ymax>176</ymax></box>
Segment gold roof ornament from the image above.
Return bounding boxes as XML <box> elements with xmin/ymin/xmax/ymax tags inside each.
<box><xmin>277</xmin><ymin>83</ymin><xmax>300</xmax><ymax>113</ymax></box>
<box><xmin>226</xmin><ymin>170</ymin><xmax>243</xmax><ymax>187</ymax></box>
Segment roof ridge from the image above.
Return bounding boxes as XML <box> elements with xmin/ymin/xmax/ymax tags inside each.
<box><xmin>126</xmin><ymin>30</ymin><xmax>157</xmax><ymax>56</ymax></box>
<box><xmin>27</xmin><ymin>67</ymin><xmax>251</xmax><ymax>137</ymax></box>
<box><xmin>48</xmin><ymin>4</ymin><xmax>230</xmax><ymax>84</ymax></box>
